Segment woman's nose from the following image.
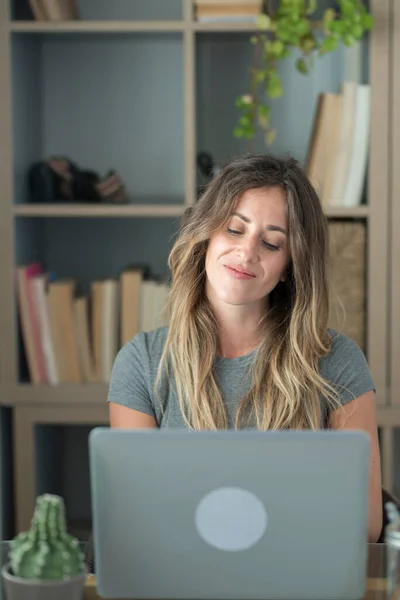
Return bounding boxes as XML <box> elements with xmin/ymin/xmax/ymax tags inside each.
<box><xmin>236</xmin><ymin>237</ymin><xmax>258</xmax><ymax>263</ymax></box>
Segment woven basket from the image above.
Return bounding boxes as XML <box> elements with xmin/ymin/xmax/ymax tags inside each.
<box><xmin>328</xmin><ymin>221</ymin><xmax>366</xmax><ymax>351</ymax></box>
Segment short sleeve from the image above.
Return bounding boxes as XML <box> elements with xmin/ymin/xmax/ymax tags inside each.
<box><xmin>107</xmin><ymin>332</ymin><xmax>155</xmax><ymax>417</ymax></box>
<box><xmin>320</xmin><ymin>330</ymin><xmax>376</xmax><ymax>409</ymax></box>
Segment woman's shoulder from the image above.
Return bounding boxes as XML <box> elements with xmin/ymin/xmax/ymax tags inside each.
<box><xmin>108</xmin><ymin>326</ymin><xmax>169</xmax><ymax>416</ymax></box>
<box><xmin>120</xmin><ymin>325</ymin><xmax>169</xmax><ymax>364</ymax></box>
<box><xmin>324</xmin><ymin>328</ymin><xmax>363</xmax><ymax>360</ymax></box>
<box><xmin>320</xmin><ymin>328</ymin><xmax>375</xmax><ymax>403</ymax></box>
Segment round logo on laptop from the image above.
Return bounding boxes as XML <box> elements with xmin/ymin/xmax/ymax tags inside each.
<box><xmin>195</xmin><ymin>486</ymin><xmax>268</xmax><ymax>551</ymax></box>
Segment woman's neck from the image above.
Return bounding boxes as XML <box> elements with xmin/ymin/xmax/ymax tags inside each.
<box><xmin>214</xmin><ymin>307</ymin><xmax>264</xmax><ymax>359</ymax></box>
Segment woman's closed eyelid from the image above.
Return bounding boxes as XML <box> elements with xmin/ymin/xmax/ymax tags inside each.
<box><xmin>227</xmin><ymin>228</ymin><xmax>281</xmax><ymax>251</ymax></box>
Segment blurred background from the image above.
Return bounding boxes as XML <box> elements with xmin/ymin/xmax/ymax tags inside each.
<box><xmin>0</xmin><ymin>0</ymin><xmax>398</xmax><ymax>542</ymax></box>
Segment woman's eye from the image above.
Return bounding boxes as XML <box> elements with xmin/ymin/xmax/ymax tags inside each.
<box><xmin>262</xmin><ymin>241</ymin><xmax>280</xmax><ymax>251</ymax></box>
<box><xmin>226</xmin><ymin>228</ymin><xmax>241</xmax><ymax>235</ymax></box>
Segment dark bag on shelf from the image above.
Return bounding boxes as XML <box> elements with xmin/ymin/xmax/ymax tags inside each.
<box><xmin>27</xmin><ymin>156</ymin><xmax>128</xmax><ymax>204</ymax></box>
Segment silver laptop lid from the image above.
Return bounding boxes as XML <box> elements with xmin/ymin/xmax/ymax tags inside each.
<box><xmin>89</xmin><ymin>428</ymin><xmax>370</xmax><ymax>600</ymax></box>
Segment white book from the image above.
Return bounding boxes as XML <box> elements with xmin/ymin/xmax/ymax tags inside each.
<box><xmin>101</xmin><ymin>280</ymin><xmax>119</xmax><ymax>382</ymax></box>
<box><xmin>153</xmin><ymin>283</ymin><xmax>170</xmax><ymax>329</ymax></box>
<box><xmin>31</xmin><ymin>274</ymin><xmax>58</xmax><ymax>386</ymax></box>
<box><xmin>139</xmin><ymin>280</ymin><xmax>157</xmax><ymax>332</ymax></box>
<box><xmin>342</xmin><ymin>84</ymin><xmax>371</xmax><ymax>207</ymax></box>
<box><xmin>327</xmin><ymin>81</ymin><xmax>358</xmax><ymax>206</ymax></box>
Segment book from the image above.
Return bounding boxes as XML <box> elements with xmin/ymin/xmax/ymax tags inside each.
<box><xmin>29</xmin><ymin>0</ymin><xmax>48</xmax><ymax>20</ymax></box>
<box><xmin>306</xmin><ymin>93</ymin><xmax>340</xmax><ymax>200</ymax></box>
<box><xmin>120</xmin><ymin>268</ymin><xmax>143</xmax><ymax>346</ymax></box>
<box><xmin>40</xmin><ymin>0</ymin><xmax>78</xmax><ymax>21</ymax></box>
<box><xmin>47</xmin><ymin>279</ymin><xmax>82</xmax><ymax>383</ymax></box>
<box><xmin>15</xmin><ymin>263</ymin><xmax>47</xmax><ymax>384</ymax></box>
<box><xmin>31</xmin><ymin>273</ymin><xmax>58</xmax><ymax>385</ymax></box>
<box><xmin>326</xmin><ymin>81</ymin><xmax>358</xmax><ymax>206</ymax></box>
<box><xmin>101</xmin><ymin>279</ymin><xmax>119</xmax><ymax>382</ymax></box>
<box><xmin>73</xmin><ymin>296</ymin><xmax>96</xmax><ymax>384</ymax></box>
<box><xmin>342</xmin><ymin>84</ymin><xmax>371</xmax><ymax>207</ymax></box>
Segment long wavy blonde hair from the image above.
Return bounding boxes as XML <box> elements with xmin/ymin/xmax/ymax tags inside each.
<box><xmin>156</xmin><ymin>153</ymin><xmax>342</xmax><ymax>430</ymax></box>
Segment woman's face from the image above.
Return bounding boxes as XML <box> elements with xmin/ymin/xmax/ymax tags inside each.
<box><xmin>205</xmin><ymin>186</ymin><xmax>290</xmax><ymax>312</ymax></box>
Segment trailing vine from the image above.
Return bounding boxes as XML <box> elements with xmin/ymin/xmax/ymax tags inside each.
<box><xmin>234</xmin><ymin>0</ymin><xmax>374</xmax><ymax>145</ymax></box>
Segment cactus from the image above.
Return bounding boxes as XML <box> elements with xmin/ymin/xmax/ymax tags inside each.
<box><xmin>9</xmin><ymin>494</ymin><xmax>85</xmax><ymax>580</ymax></box>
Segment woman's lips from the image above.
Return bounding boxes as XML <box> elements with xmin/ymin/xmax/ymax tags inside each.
<box><xmin>224</xmin><ymin>265</ymin><xmax>256</xmax><ymax>280</ymax></box>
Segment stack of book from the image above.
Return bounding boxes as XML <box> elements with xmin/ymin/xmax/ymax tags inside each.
<box><xmin>194</xmin><ymin>0</ymin><xmax>263</xmax><ymax>23</ymax></box>
<box><xmin>15</xmin><ymin>263</ymin><xmax>170</xmax><ymax>385</ymax></box>
<box><xmin>29</xmin><ymin>0</ymin><xmax>79</xmax><ymax>21</ymax></box>
<box><xmin>305</xmin><ymin>80</ymin><xmax>371</xmax><ymax>208</ymax></box>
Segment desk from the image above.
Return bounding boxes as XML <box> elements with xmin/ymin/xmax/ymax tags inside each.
<box><xmin>0</xmin><ymin>542</ymin><xmax>392</xmax><ymax>600</ymax></box>
<box><xmin>83</xmin><ymin>544</ymin><xmax>390</xmax><ymax>600</ymax></box>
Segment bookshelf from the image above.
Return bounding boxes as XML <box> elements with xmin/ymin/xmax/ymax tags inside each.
<box><xmin>12</xmin><ymin>204</ymin><xmax>370</xmax><ymax>218</ymax></box>
<box><xmin>12</xmin><ymin>203</ymin><xmax>186</xmax><ymax>217</ymax></box>
<box><xmin>0</xmin><ymin>0</ymin><xmax>398</xmax><ymax>535</ymax></box>
<box><xmin>9</xmin><ymin>20</ymin><xmax>186</xmax><ymax>32</ymax></box>
<box><xmin>391</xmin><ymin>1</ymin><xmax>400</xmax><ymax>410</ymax></box>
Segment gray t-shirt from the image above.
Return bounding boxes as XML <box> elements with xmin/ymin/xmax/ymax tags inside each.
<box><xmin>107</xmin><ymin>326</ymin><xmax>375</xmax><ymax>429</ymax></box>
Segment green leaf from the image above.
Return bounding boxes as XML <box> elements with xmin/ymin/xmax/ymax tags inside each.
<box><xmin>250</xmin><ymin>35</ymin><xmax>259</xmax><ymax>45</ymax></box>
<box><xmin>342</xmin><ymin>33</ymin><xmax>354</xmax><ymax>46</ymax></box>
<box><xmin>271</xmin><ymin>39</ymin><xmax>285</xmax><ymax>57</ymax></box>
<box><xmin>351</xmin><ymin>23</ymin><xmax>364</xmax><ymax>39</ymax></box>
<box><xmin>265</xmin><ymin>129</ymin><xmax>277</xmax><ymax>146</ymax></box>
<box><xmin>256</xmin><ymin>14</ymin><xmax>272</xmax><ymax>31</ymax></box>
<box><xmin>329</xmin><ymin>20</ymin><xmax>345</xmax><ymax>35</ymax></box>
<box><xmin>244</xmin><ymin>127</ymin><xmax>255</xmax><ymax>139</ymax></box>
<box><xmin>275</xmin><ymin>21</ymin><xmax>291</xmax><ymax>43</ymax></box>
<box><xmin>306</xmin><ymin>0</ymin><xmax>317</xmax><ymax>15</ymax></box>
<box><xmin>361</xmin><ymin>13</ymin><xmax>374</xmax><ymax>30</ymax></box>
<box><xmin>233</xmin><ymin>126</ymin><xmax>245</xmax><ymax>138</ymax></box>
<box><xmin>296</xmin><ymin>57</ymin><xmax>308</xmax><ymax>74</ymax></box>
<box><xmin>319</xmin><ymin>35</ymin><xmax>338</xmax><ymax>55</ymax></box>
<box><xmin>258</xmin><ymin>104</ymin><xmax>270</xmax><ymax>119</ymax></box>
<box><xmin>300</xmin><ymin>34</ymin><xmax>317</xmax><ymax>52</ymax></box>
<box><xmin>255</xmin><ymin>70</ymin><xmax>266</xmax><ymax>83</ymax></box>
<box><xmin>323</xmin><ymin>8</ymin><xmax>336</xmax><ymax>28</ymax></box>
<box><xmin>257</xmin><ymin>104</ymin><xmax>270</xmax><ymax>128</ymax></box>
<box><xmin>296</xmin><ymin>18</ymin><xmax>311</xmax><ymax>36</ymax></box>
<box><xmin>267</xmin><ymin>73</ymin><xmax>283</xmax><ymax>98</ymax></box>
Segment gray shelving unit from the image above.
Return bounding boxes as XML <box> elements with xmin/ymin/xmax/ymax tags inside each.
<box><xmin>0</xmin><ymin>0</ymin><xmax>398</xmax><ymax>536</ymax></box>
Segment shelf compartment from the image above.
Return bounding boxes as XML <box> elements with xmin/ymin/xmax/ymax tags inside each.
<box><xmin>13</xmin><ymin>203</ymin><xmax>187</xmax><ymax>217</ymax></box>
<box><xmin>2</xmin><ymin>383</ymin><xmax>108</xmax><ymax>405</ymax></box>
<box><xmin>193</xmin><ymin>21</ymin><xmax>259</xmax><ymax>32</ymax></box>
<box><xmin>10</xmin><ymin>21</ymin><xmax>185</xmax><ymax>33</ymax></box>
<box><xmin>324</xmin><ymin>206</ymin><xmax>369</xmax><ymax>218</ymax></box>
<box><xmin>10</xmin><ymin>0</ymin><xmax>183</xmax><ymax>23</ymax></box>
<box><xmin>11</xmin><ymin>32</ymin><xmax>185</xmax><ymax>208</ymax></box>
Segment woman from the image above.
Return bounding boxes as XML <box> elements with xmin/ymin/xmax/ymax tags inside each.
<box><xmin>108</xmin><ymin>153</ymin><xmax>382</xmax><ymax>542</ymax></box>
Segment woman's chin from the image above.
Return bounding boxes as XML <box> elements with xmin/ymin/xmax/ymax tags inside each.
<box><xmin>218</xmin><ymin>292</ymin><xmax>256</xmax><ymax>307</ymax></box>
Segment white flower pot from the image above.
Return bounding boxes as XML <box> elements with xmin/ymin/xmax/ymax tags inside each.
<box><xmin>1</xmin><ymin>564</ymin><xmax>86</xmax><ymax>600</ymax></box>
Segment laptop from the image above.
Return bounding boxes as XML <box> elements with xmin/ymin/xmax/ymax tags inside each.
<box><xmin>89</xmin><ymin>428</ymin><xmax>370</xmax><ymax>600</ymax></box>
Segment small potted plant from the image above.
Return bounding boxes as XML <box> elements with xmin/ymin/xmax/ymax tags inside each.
<box><xmin>1</xmin><ymin>494</ymin><xmax>86</xmax><ymax>600</ymax></box>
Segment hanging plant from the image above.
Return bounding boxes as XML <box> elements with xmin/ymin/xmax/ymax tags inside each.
<box><xmin>234</xmin><ymin>0</ymin><xmax>374</xmax><ymax>146</ymax></box>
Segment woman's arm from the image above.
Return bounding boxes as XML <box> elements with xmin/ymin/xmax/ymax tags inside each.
<box><xmin>109</xmin><ymin>402</ymin><xmax>158</xmax><ymax>429</ymax></box>
<box><xmin>107</xmin><ymin>332</ymin><xmax>159</xmax><ymax>429</ymax></box>
<box><xmin>328</xmin><ymin>390</ymin><xmax>382</xmax><ymax>543</ymax></box>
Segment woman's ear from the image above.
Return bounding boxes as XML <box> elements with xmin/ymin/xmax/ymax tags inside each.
<box><xmin>280</xmin><ymin>271</ymin><xmax>287</xmax><ymax>283</ymax></box>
